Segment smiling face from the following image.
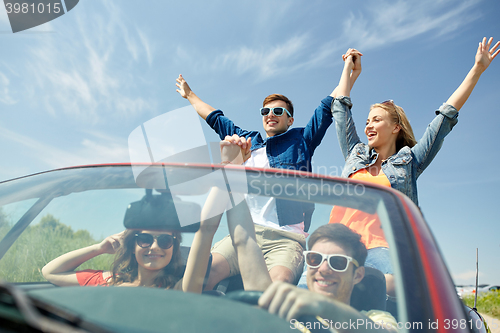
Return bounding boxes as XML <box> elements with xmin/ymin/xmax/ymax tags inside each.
<box><xmin>365</xmin><ymin>107</ymin><xmax>400</xmax><ymax>150</ymax></box>
<box><xmin>262</xmin><ymin>100</ymin><xmax>294</xmax><ymax>137</ymax></box>
<box><xmin>134</xmin><ymin>230</ymin><xmax>174</xmax><ymax>272</ymax></box>
<box><xmin>306</xmin><ymin>239</ymin><xmax>364</xmax><ymax>304</ymax></box>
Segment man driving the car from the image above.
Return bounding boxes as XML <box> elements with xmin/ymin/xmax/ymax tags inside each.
<box><xmin>257</xmin><ymin>223</ymin><xmax>398</xmax><ymax>332</ymax></box>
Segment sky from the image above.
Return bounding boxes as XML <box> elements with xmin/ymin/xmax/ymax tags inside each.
<box><xmin>0</xmin><ymin>0</ymin><xmax>499</xmax><ymax>286</ymax></box>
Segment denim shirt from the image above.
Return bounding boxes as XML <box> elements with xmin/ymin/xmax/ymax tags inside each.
<box><xmin>205</xmin><ymin>96</ymin><xmax>334</xmax><ymax>231</ymax></box>
<box><xmin>332</xmin><ymin>96</ymin><xmax>458</xmax><ymax>205</ymax></box>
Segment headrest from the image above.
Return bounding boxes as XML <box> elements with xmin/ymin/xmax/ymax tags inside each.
<box><xmin>123</xmin><ymin>189</ymin><xmax>200</xmax><ymax>232</ymax></box>
<box><xmin>350</xmin><ymin>267</ymin><xmax>387</xmax><ymax>312</ymax></box>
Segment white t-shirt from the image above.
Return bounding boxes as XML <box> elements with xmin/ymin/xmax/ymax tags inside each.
<box><xmin>244</xmin><ymin>147</ymin><xmax>307</xmax><ymax>236</ymax></box>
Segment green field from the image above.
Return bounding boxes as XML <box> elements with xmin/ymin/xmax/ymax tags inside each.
<box><xmin>0</xmin><ymin>212</ymin><xmax>113</xmax><ymax>283</ymax></box>
<box><xmin>462</xmin><ymin>292</ymin><xmax>500</xmax><ymax>320</ymax></box>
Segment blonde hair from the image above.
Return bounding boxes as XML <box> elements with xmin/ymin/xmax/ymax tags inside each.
<box><xmin>370</xmin><ymin>101</ymin><xmax>417</xmax><ymax>150</ymax></box>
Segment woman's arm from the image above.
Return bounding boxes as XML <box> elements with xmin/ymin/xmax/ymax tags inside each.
<box><xmin>330</xmin><ymin>49</ymin><xmax>362</xmax><ymax>98</ymax></box>
<box><xmin>182</xmin><ymin>136</ymin><xmax>254</xmax><ymax>293</ymax></box>
<box><xmin>331</xmin><ymin>49</ymin><xmax>364</xmax><ymax>160</ymax></box>
<box><xmin>226</xmin><ymin>195</ymin><xmax>272</xmax><ymax>291</ymax></box>
<box><xmin>412</xmin><ymin>38</ymin><xmax>499</xmax><ymax>174</ymax></box>
<box><xmin>41</xmin><ymin>231</ymin><xmax>124</xmax><ymax>286</ymax></box>
<box><xmin>176</xmin><ymin>74</ymin><xmax>216</xmax><ymax>120</ymax></box>
<box><xmin>221</xmin><ymin>136</ymin><xmax>272</xmax><ymax>291</ymax></box>
<box><xmin>182</xmin><ymin>190</ymin><xmax>225</xmax><ymax>293</ymax></box>
<box><xmin>183</xmin><ymin>183</ymin><xmax>271</xmax><ymax>293</ymax></box>
<box><xmin>446</xmin><ymin>37</ymin><xmax>499</xmax><ymax>111</ymax></box>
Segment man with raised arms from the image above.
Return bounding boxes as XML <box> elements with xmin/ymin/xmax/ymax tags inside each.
<box><xmin>176</xmin><ymin>68</ymin><xmax>360</xmax><ymax>289</ymax></box>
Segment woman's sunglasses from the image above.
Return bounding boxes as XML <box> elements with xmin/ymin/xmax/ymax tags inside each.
<box><xmin>304</xmin><ymin>251</ymin><xmax>359</xmax><ymax>272</ymax></box>
<box><xmin>135</xmin><ymin>233</ymin><xmax>175</xmax><ymax>250</ymax></box>
<box><xmin>260</xmin><ymin>107</ymin><xmax>292</xmax><ymax>117</ymax></box>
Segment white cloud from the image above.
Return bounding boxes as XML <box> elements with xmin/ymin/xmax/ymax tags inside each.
<box><xmin>25</xmin><ymin>0</ymin><xmax>154</xmax><ymax>123</ymax></box>
<box><xmin>0</xmin><ymin>5</ymin><xmax>9</xmax><ymax>27</ymax></box>
<box><xmin>81</xmin><ymin>139</ymin><xmax>129</xmax><ymax>163</ymax></box>
<box><xmin>0</xmin><ymin>126</ymin><xmax>87</xmax><ymax>169</ymax></box>
<box><xmin>0</xmin><ymin>72</ymin><xmax>16</xmax><ymax>104</ymax></box>
<box><xmin>215</xmin><ymin>34</ymin><xmax>310</xmax><ymax>80</ymax></box>
<box><xmin>340</xmin><ymin>0</ymin><xmax>481</xmax><ymax>51</ymax></box>
<box><xmin>0</xmin><ymin>125</ymin><xmax>129</xmax><ymax>173</ymax></box>
<box><xmin>453</xmin><ymin>270</ymin><xmax>484</xmax><ymax>284</ymax></box>
<box><xmin>189</xmin><ymin>0</ymin><xmax>481</xmax><ymax>81</ymax></box>
<box><xmin>138</xmin><ymin>29</ymin><xmax>153</xmax><ymax>66</ymax></box>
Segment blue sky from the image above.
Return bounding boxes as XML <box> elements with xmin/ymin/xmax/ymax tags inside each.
<box><xmin>0</xmin><ymin>0</ymin><xmax>499</xmax><ymax>285</ymax></box>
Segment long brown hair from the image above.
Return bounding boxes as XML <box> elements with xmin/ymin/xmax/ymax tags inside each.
<box><xmin>109</xmin><ymin>229</ymin><xmax>183</xmax><ymax>288</ymax></box>
<box><xmin>370</xmin><ymin>101</ymin><xmax>417</xmax><ymax>151</ymax></box>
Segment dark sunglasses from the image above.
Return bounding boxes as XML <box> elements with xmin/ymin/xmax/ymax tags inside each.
<box><xmin>135</xmin><ymin>233</ymin><xmax>175</xmax><ymax>250</ymax></box>
<box><xmin>304</xmin><ymin>251</ymin><xmax>359</xmax><ymax>272</ymax></box>
<box><xmin>260</xmin><ymin>107</ymin><xmax>292</xmax><ymax>117</ymax></box>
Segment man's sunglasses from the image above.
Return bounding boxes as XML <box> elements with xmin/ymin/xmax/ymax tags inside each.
<box><xmin>304</xmin><ymin>251</ymin><xmax>359</xmax><ymax>272</ymax></box>
<box><xmin>260</xmin><ymin>107</ymin><xmax>292</xmax><ymax>117</ymax></box>
<box><xmin>135</xmin><ymin>233</ymin><xmax>175</xmax><ymax>250</ymax></box>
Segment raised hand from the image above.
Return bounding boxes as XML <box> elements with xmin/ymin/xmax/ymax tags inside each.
<box><xmin>220</xmin><ymin>134</ymin><xmax>252</xmax><ymax>165</ymax></box>
<box><xmin>175</xmin><ymin>74</ymin><xmax>192</xmax><ymax>99</ymax></box>
<box><xmin>98</xmin><ymin>231</ymin><xmax>125</xmax><ymax>255</ymax></box>
<box><xmin>475</xmin><ymin>37</ymin><xmax>500</xmax><ymax>73</ymax></box>
<box><xmin>342</xmin><ymin>48</ymin><xmax>363</xmax><ymax>72</ymax></box>
<box><xmin>175</xmin><ymin>74</ymin><xmax>215</xmax><ymax>120</ymax></box>
<box><xmin>446</xmin><ymin>37</ymin><xmax>499</xmax><ymax>111</ymax></box>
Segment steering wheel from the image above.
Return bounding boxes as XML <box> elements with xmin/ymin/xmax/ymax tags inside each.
<box><xmin>226</xmin><ymin>290</ymin><xmax>334</xmax><ymax>332</ymax></box>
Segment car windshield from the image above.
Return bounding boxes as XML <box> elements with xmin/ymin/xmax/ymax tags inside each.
<box><xmin>0</xmin><ymin>165</ymin><xmax>398</xmax><ymax>281</ymax></box>
<box><xmin>0</xmin><ymin>164</ymin><xmax>458</xmax><ymax>332</ymax></box>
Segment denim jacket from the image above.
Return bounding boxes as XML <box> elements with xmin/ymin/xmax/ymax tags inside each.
<box><xmin>332</xmin><ymin>96</ymin><xmax>458</xmax><ymax>205</ymax></box>
<box><xmin>205</xmin><ymin>96</ymin><xmax>334</xmax><ymax>231</ymax></box>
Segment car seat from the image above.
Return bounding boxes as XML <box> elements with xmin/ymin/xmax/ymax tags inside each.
<box><xmin>214</xmin><ymin>274</ymin><xmax>244</xmax><ymax>294</ymax></box>
<box><xmin>213</xmin><ymin>268</ymin><xmax>304</xmax><ymax>294</ymax></box>
<box><xmin>179</xmin><ymin>246</ymin><xmax>213</xmax><ymax>291</ymax></box>
<box><xmin>350</xmin><ymin>267</ymin><xmax>387</xmax><ymax>311</ymax></box>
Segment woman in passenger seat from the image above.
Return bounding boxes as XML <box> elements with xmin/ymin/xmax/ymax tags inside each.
<box><xmin>42</xmin><ymin>193</ymin><xmax>231</xmax><ymax>292</ymax></box>
<box><xmin>42</xmin><ymin>229</ymin><xmax>185</xmax><ymax>289</ymax></box>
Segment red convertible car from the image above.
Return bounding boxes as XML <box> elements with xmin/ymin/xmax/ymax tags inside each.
<box><xmin>0</xmin><ymin>163</ymin><xmax>491</xmax><ymax>332</ymax></box>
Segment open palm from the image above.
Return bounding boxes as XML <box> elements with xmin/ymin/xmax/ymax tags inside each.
<box><xmin>476</xmin><ymin>37</ymin><xmax>500</xmax><ymax>72</ymax></box>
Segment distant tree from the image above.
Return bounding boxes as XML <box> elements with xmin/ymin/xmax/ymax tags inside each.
<box><xmin>74</xmin><ymin>229</ymin><xmax>94</xmax><ymax>243</ymax></box>
<box><xmin>36</xmin><ymin>214</ymin><xmax>74</xmax><ymax>238</ymax></box>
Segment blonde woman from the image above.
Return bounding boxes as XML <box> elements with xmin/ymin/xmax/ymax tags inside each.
<box><xmin>328</xmin><ymin>37</ymin><xmax>499</xmax><ymax>296</ymax></box>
